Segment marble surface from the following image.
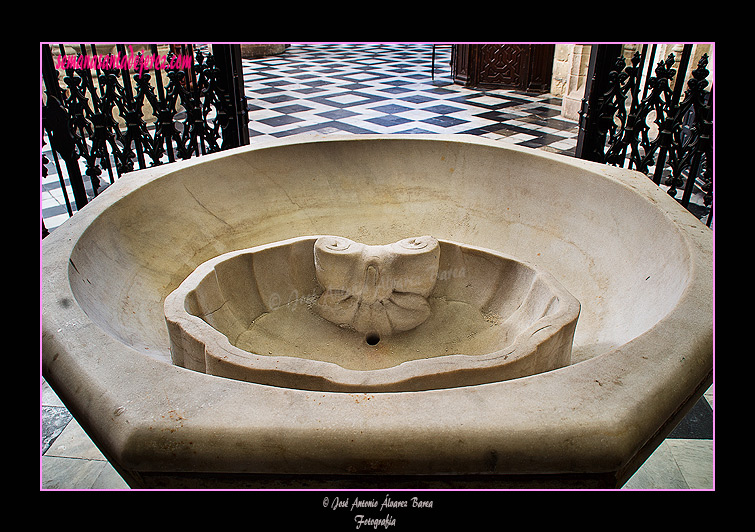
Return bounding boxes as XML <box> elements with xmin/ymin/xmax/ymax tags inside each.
<box><xmin>165</xmin><ymin>236</ymin><xmax>580</xmax><ymax>392</ymax></box>
<box><xmin>41</xmin><ymin>379</ymin><xmax>713</xmax><ymax>489</ymax></box>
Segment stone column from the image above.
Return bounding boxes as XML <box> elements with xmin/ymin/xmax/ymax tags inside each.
<box><xmin>560</xmin><ymin>44</ymin><xmax>592</xmax><ymax>121</ymax></box>
<box><xmin>550</xmin><ymin>44</ymin><xmax>571</xmax><ymax>97</ymax></box>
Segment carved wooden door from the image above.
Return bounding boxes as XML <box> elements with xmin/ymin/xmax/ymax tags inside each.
<box><xmin>478</xmin><ymin>44</ymin><xmax>528</xmax><ymax>88</ymax></box>
<box><xmin>452</xmin><ymin>44</ymin><xmax>554</xmax><ymax>92</ymax></box>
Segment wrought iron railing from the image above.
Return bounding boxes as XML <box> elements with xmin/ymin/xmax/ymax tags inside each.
<box><xmin>576</xmin><ymin>44</ymin><xmax>713</xmax><ymax>227</ymax></box>
<box><xmin>41</xmin><ymin>43</ymin><xmax>248</xmax><ymax>237</ymax></box>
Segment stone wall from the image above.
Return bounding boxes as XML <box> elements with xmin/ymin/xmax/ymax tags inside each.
<box><xmin>551</xmin><ymin>44</ymin><xmax>592</xmax><ymax>120</ymax></box>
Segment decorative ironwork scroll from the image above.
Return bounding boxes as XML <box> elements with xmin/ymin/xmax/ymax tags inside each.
<box><xmin>666</xmin><ymin>55</ymin><xmax>713</xmax><ymax>214</ymax></box>
<box><xmin>598</xmin><ymin>51</ymin><xmax>644</xmax><ymax>167</ymax></box>
<box><xmin>577</xmin><ymin>45</ymin><xmax>713</xmax><ymax>226</ymax></box>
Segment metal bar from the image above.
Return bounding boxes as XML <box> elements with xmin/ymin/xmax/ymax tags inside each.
<box><xmin>117</xmin><ymin>44</ymin><xmax>146</xmax><ymax>170</ymax></box>
<box><xmin>86</xmin><ymin>44</ymin><xmax>116</xmax><ymax>186</ymax></box>
<box><xmin>432</xmin><ymin>45</ymin><xmax>436</xmax><ymax>80</ymax></box>
<box><xmin>705</xmin><ymin>85</ymin><xmax>714</xmax><ymax>228</ymax></box>
<box><xmin>42</xmin><ymin>44</ymin><xmax>63</xmax><ymax>102</ymax></box>
<box><xmin>633</xmin><ymin>45</ymin><xmax>647</xmax><ymax>110</ymax></box>
<box><xmin>650</xmin><ymin>51</ymin><xmax>683</xmax><ymax>186</ymax></box>
<box><xmin>151</xmin><ymin>44</ymin><xmax>166</xmax><ymax>101</ymax></box>
<box><xmin>680</xmin><ymin>55</ymin><xmax>713</xmax><ymax>208</ymax></box>
<box><xmin>181</xmin><ymin>44</ymin><xmax>207</xmax><ymax>155</ymax></box>
<box><xmin>670</xmin><ymin>45</ymin><xmax>693</xmax><ymax>110</ymax></box>
<box><xmin>575</xmin><ymin>44</ymin><xmax>623</xmax><ymax>163</ymax></box>
<box><xmin>624</xmin><ymin>45</ymin><xmax>648</xmax><ymax>171</ymax></box>
<box><xmin>41</xmin><ymin>43</ymin><xmax>89</xmax><ymax>211</ymax></box>
<box><xmin>211</xmin><ymin>44</ymin><xmax>249</xmax><ymax>150</ymax></box>
<box><xmin>42</xmin><ymin>133</ymin><xmax>73</xmax><ymax>216</ymax></box>
<box><xmin>74</xmin><ymin>44</ymin><xmax>99</xmax><ymax>191</ymax></box>
<box><xmin>184</xmin><ymin>44</ymin><xmax>205</xmax><ymax>157</ymax></box>
<box><xmin>151</xmin><ymin>44</ymin><xmax>175</xmax><ymax>163</ymax></box>
<box><xmin>651</xmin><ymin>138</ymin><xmax>669</xmax><ymax>185</ymax></box>
<box><xmin>641</xmin><ymin>44</ymin><xmax>656</xmax><ymax>102</ymax></box>
<box><xmin>91</xmin><ymin>42</ymin><xmax>117</xmax><ymax>181</ymax></box>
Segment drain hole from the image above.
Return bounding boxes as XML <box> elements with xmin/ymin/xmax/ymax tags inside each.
<box><xmin>365</xmin><ymin>333</ymin><xmax>381</xmax><ymax>346</ymax></box>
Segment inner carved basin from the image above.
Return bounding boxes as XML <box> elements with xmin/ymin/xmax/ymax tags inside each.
<box><xmin>164</xmin><ymin>236</ymin><xmax>580</xmax><ymax>392</ymax></box>
<box><xmin>42</xmin><ymin>135</ymin><xmax>713</xmax><ymax>488</ymax></box>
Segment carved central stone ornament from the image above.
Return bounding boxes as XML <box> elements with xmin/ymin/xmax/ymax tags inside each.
<box><xmin>314</xmin><ymin>236</ymin><xmax>440</xmax><ymax>341</ymax></box>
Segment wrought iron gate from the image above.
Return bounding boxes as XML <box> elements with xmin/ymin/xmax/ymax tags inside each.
<box><xmin>41</xmin><ymin>43</ymin><xmax>249</xmax><ymax>237</ymax></box>
<box><xmin>575</xmin><ymin>44</ymin><xmax>713</xmax><ymax>227</ymax></box>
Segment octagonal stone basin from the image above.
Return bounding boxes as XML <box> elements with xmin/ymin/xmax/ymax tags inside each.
<box><xmin>41</xmin><ymin>135</ymin><xmax>713</xmax><ymax>489</ymax></box>
<box><xmin>164</xmin><ymin>236</ymin><xmax>580</xmax><ymax>392</ymax></box>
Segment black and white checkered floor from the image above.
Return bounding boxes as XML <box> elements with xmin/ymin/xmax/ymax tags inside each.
<box><xmin>41</xmin><ymin>43</ymin><xmax>713</xmax><ymax>490</ymax></box>
<box><xmin>241</xmin><ymin>44</ymin><xmax>578</xmax><ymax>148</ymax></box>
